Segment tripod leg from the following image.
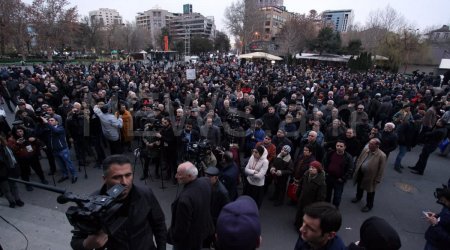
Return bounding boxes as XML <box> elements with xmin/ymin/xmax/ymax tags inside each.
<box><xmin>83</xmin><ymin>164</ymin><xmax>88</xmax><ymax>179</ymax></box>
<box><xmin>143</xmin><ymin>156</ymin><xmax>153</xmax><ymax>182</ymax></box>
<box><xmin>160</xmin><ymin>157</ymin><xmax>165</xmax><ymax>189</ymax></box>
<box><xmin>51</xmin><ymin>174</ymin><xmax>56</xmax><ymax>186</ymax></box>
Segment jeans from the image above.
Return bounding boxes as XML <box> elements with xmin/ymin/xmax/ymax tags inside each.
<box><xmin>394</xmin><ymin>145</ymin><xmax>408</xmax><ymax>168</ymax></box>
<box><xmin>54</xmin><ymin>148</ymin><xmax>77</xmax><ymax>177</ymax></box>
<box><xmin>326</xmin><ymin>175</ymin><xmax>345</xmax><ymax>208</ymax></box>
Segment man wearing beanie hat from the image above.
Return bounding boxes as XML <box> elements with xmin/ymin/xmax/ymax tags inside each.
<box><xmin>216</xmin><ymin>196</ymin><xmax>262</xmax><ymax>250</ymax></box>
<box><xmin>269</xmin><ymin>145</ymin><xmax>294</xmax><ymax>206</ymax></box>
<box><xmin>347</xmin><ymin>216</ymin><xmax>401</xmax><ymax>250</ymax></box>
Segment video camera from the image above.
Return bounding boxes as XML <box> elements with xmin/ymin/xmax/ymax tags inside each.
<box><xmin>8</xmin><ymin>178</ymin><xmax>126</xmax><ymax>236</ymax></box>
<box><xmin>143</xmin><ymin>117</ymin><xmax>162</xmax><ymax>131</ymax></box>
<box><xmin>187</xmin><ymin>139</ymin><xmax>211</xmax><ymax>158</ymax></box>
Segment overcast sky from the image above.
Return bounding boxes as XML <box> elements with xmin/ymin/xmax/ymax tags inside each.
<box><xmin>22</xmin><ymin>0</ymin><xmax>450</xmax><ymax>32</ymax></box>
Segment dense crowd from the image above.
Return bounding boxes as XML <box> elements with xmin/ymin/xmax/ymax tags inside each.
<box><xmin>0</xmin><ymin>58</ymin><xmax>450</xmax><ymax>249</ymax></box>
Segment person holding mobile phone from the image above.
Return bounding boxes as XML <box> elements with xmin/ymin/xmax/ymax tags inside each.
<box><xmin>423</xmin><ymin>184</ymin><xmax>450</xmax><ymax>250</ymax></box>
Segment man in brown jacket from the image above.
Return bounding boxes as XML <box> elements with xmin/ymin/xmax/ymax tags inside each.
<box><xmin>351</xmin><ymin>138</ymin><xmax>386</xmax><ymax>212</ymax></box>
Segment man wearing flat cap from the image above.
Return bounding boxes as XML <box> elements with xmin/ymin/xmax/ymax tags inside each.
<box><xmin>204</xmin><ymin>166</ymin><xmax>230</xmax><ymax>248</ymax></box>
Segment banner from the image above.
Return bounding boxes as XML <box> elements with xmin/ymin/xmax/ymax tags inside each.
<box><xmin>186</xmin><ymin>69</ymin><xmax>196</xmax><ymax>80</ymax></box>
<box><xmin>164</xmin><ymin>36</ymin><xmax>169</xmax><ymax>51</ymax></box>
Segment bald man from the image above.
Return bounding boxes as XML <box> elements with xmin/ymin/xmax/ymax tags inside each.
<box><xmin>167</xmin><ymin>162</ymin><xmax>214</xmax><ymax>249</ymax></box>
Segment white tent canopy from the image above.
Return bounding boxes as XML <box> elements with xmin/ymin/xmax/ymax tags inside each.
<box><xmin>238</xmin><ymin>52</ymin><xmax>282</xmax><ymax>61</ymax></box>
<box><xmin>439</xmin><ymin>59</ymin><xmax>450</xmax><ymax>69</ymax></box>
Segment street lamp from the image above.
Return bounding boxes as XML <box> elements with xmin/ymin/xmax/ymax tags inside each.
<box><xmin>253</xmin><ymin>31</ymin><xmax>260</xmax><ymax>41</ymax></box>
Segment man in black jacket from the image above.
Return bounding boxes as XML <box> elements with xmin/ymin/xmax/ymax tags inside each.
<box><xmin>168</xmin><ymin>161</ymin><xmax>214</xmax><ymax>250</ymax></box>
<box><xmin>409</xmin><ymin>119</ymin><xmax>448</xmax><ymax>175</ymax></box>
<box><xmin>70</xmin><ymin>155</ymin><xmax>167</xmax><ymax>250</ymax></box>
<box><xmin>155</xmin><ymin>117</ymin><xmax>177</xmax><ymax>181</ymax></box>
<box><xmin>380</xmin><ymin>123</ymin><xmax>398</xmax><ymax>160</ymax></box>
<box><xmin>322</xmin><ymin>140</ymin><xmax>354</xmax><ymax>208</ymax></box>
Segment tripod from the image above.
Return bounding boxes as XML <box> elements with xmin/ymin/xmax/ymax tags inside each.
<box><xmin>133</xmin><ymin>148</ymin><xmax>152</xmax><ymax>185</ymax></box>
<box><xmin>78</xmin><ymin>164</ymin><xmax>88</xmax><ymax>179</ymax></box>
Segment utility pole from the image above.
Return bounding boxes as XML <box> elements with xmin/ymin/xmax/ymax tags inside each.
<box><xmin>184</xmin><ymin>25</ymin><xmax>190</xmax><ymax>57</ymax></box>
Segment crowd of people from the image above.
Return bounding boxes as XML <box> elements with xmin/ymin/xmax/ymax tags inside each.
<box><xmin>0</xmin><ymin>58</ymin><xmax>450</xmax><ymax>249</ymax></box>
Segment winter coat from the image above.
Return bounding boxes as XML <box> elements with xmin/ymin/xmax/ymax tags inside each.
<box><xmin>271</xmin><ymin>153</ymin><xmax>294</xmax><ymax>177</ymax></box>
<box><xmin>210</xmin><ymin>180</ymin><xmax>230</xmax><ymax>225</ymax></box>
<box><xmin>71</xmin><ymin>184</ymin><xmax>167</xmax><ymax>250</ymax></box>
<box><xmin>293</xmin><ymin>155</ymin><xmax>316</xmax><ymax>180</ymax></box>
<box><xmin>244</xmin><ymin>147</ymin><xmax>269</xmax><ymax>186</ymax></box>
<box><xmin>256</xmin><ymin>141</ymin><xmax>276</xmax><ymax>163</ymax></box>
<box><xmin>7</xmin><ymin>136</ymin><xmax>40</xmax><ymax>159</ymax></box>
<box><xmin>167</xmin><ymin>177</ymin><xmax>214</xmax><ymax>249</ymax></box>
<box><xmin>41</xmin><ymin>124</ymin><xmax>69</xmax><ymax>152</ymax></box>
<box><xmin>116</xmin><ymin>110</ymin><xmax>134</xmax><ymax>143</ymax></box>
<box><xmin>380</xmin><ymin>131</ymin><xmax>398</xmax><ymax>155</ymax></box>
<box><xmin>0</xmin><ymin>145</ymin><xmax>20</xmax><ymax>180</ymax></box>
<box><xmin>353</xmin><ymin>148</ymin><xmax>386</xmax><ymax>193</ymax></box>
<box><xmin>295</xmin><ymin>235</ymin><xmax>346</xmax><ymax>250</ymax></box>
<box><xmin>397</xmin><ymin>121</ymin><xmax>417</xmax><ymax>147</ymax></box>
<box><xmin>425</xmin><ymin>207</ymin><xmax>450</xmax><ymax>250</ymax></box>
<box><xmin>297</xmin><ymin>171</ymin><xmax>326</xmax><ymax>211</ymax></box>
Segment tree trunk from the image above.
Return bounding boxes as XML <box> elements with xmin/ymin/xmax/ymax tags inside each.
<box><xmin>47</xmin><ymin>48</ymin><xmax>53</xmax><ymax>61</ymax></box>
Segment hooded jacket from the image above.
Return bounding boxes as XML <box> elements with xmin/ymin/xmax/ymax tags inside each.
<box><xmin>245</xmin><ymin>147</ymin><xmax>269</xmax><ymax>186</ymax></box>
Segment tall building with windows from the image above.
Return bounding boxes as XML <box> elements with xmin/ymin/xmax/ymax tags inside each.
<box><xmin>322</xmin><ymin>9</ymin><xmax>353</xmax><ymax>33</ymax></box>
<box><xmin>136</xmin><ymin>8</ymin><xmax>176</xmax><ymax>48</ymax></box>
<box><xmin>260</xmin><ymin>6</ymin><xmax>291</xmax><ymax>40</ymax></box>
<box><xmin>89</xmin><ymin>8</ymin><xmax>123</xmax><ymax>27</ymax></box>
<box><xmin>169</xmin><ymin>13</ymin><xmax>216</xmax><ymax>41</ymax></box>
<box><xmin>255</xmin><ymin>0</ymin><xmax>284</xmax><ymax>8</ymax></box>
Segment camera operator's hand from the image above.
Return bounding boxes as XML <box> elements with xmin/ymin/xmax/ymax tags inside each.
<box><xmin>83</xmin><ymin>230</ymin><xmax>108</xmax><ymax>249</ymax></box>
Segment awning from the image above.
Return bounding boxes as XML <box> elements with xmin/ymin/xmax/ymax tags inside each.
<box><xmin>439</xmin><ymin>59</ymin><xmax>450</xmax><ymax>69</ymax></box>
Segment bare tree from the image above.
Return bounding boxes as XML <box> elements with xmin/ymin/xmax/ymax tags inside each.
<box><xmin>77</xmin><ymin>16</ymin><xmax>104</xmax><ymax>53</ymax></box>
<box><xmin>129</xmin><ymin>26</ymin><xmax>152</xmax><ymax>51</ymax></box>
<box><xmin>277</xmin><ymin>13</ymin><xmax>318</xmax><ymax>56</ymax></box>
<box><xmin>362</xmin><ymin>5</ymin><xmax>407</xmax><ymax>53</ymax></box>
<box><xmin>0</xmin><ymin>0</ymin><xmax>29</xmax><ymax>56</ymax></box>
<box><xmin>224</xmin><ymin>0</ymin><xmax>265</xmax><ymax>53</ymax></box>
<box><xmin>224</xmin><ymin>0</ymin><xmax>244</xmax><ymax>39</ymax></box>
<box><xmin>29</xmin><ymin>0</ymin><xmax>78</xmax><ymax>60</ymax></box>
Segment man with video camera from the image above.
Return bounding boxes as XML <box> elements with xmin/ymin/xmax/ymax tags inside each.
<box><xmin>70</xmin><ymin>154</ymin><xmax>167</xmax><ymax>250</ymax></box>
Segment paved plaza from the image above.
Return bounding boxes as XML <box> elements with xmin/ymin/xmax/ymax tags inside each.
<box><xmin>0</xmin><ymin>108</ymin><xmax>449</xmax><ymax>250</ymax></box>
